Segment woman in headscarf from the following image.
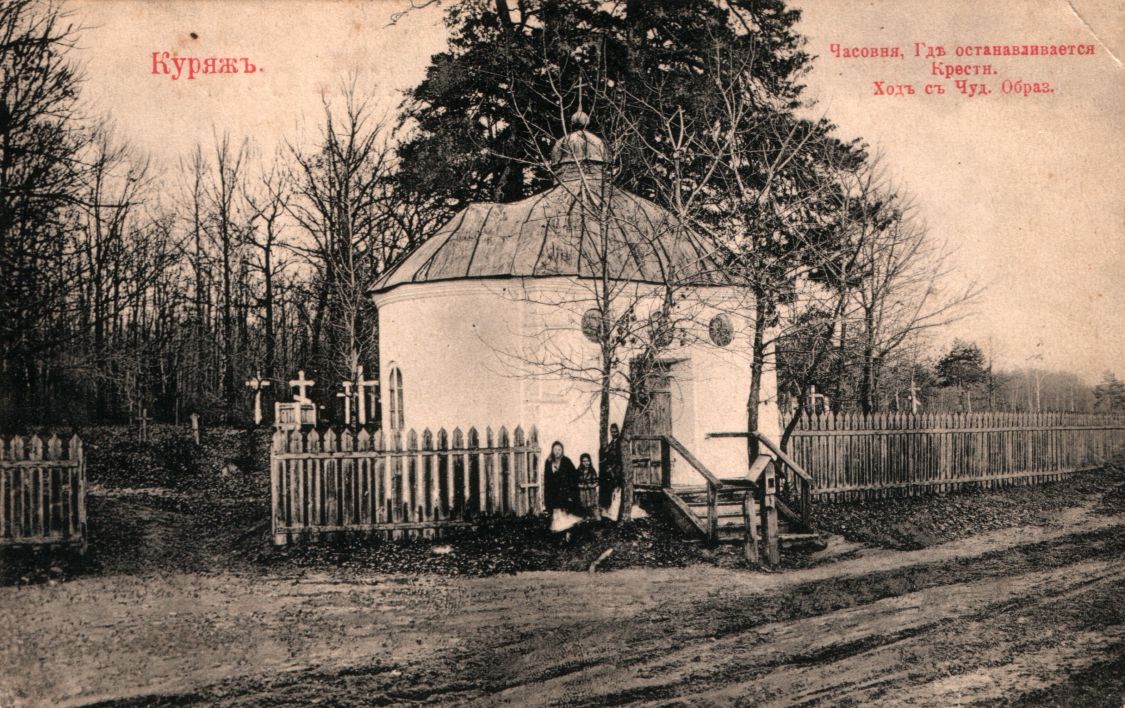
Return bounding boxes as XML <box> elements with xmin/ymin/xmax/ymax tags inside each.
<box><xmin>598</xmin><ymin>423</ymin><xmax>623</xmax><ymax>520</ymax></box>
<box><xmin>576</xmin><ymin>453</ymin><xmax>599</xmax><ymax>519</ymax></box>
<box><xmin>544</xmin><ymin>441</ymin><xmax>583</xmax><ymax>533</ymax></box>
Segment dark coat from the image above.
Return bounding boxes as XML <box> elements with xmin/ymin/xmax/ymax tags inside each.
<box><xmin>544</xmin><ymin>455</ymin><xmax>582</xmax><ymax>514</ymax></box>
<box><xmin>576</xmin><ymin>461</ymin><xmax>599</xmax><ymax>515</ymax></box>
<box><xmin>598</xmin><ymin>437</ymin><xmax>623</xmax><ymax>509</ymax></box>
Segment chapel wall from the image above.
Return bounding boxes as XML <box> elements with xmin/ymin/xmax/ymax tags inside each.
<box><xmin>375</xmin><ymin>279</ymin><xmax>780</xmax><ymax>485</ymax></box>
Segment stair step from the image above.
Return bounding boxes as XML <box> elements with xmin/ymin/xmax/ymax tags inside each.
<box><xmin>685</xmin><ymin>499</ymin><xmax>747</xmax><ymax>507</ymax></box>
<box><xmin>662</xmin><ymin>474</ymin><xmax>820</xmax><ymax>551</ymax></box>
<box><xmin>686</xmin><ymin>503</ymin><xmax>746</xmax><ymax>512</ymax></box>
<box><xmin>716</xmin><ymin>523</ymin><xmax>800</xmax><ymax>534</ymax></box>
<box><xmin>712</xmin><ymin>530</ymin><xmax>824</xmax><ymax>546</ymax></box>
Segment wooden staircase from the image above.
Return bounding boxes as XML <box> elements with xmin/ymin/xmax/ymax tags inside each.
<box><xmin>663</xmin><ymin>484</ymin><xmax>822</xmax><ymax>549</ymax></box>
<box><xmin>625</xmin><ymin>432</ymin><xmax>823</xmax><ymax>566</ymax></box>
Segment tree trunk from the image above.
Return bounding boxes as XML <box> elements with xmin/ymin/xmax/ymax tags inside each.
<box><xmin>859</xmin><ymin>308</ymin><xmax>875</xmax><ymax>414</ymax></box>
<box><xmin>263</xmin><ymin>244</ymin><xmax>275</xmax><ymax>377</ymax></box>
<box><xmin>831</xmin><ymin>312</ymin><xmax>847</xmax><ymax>413</ymax></box>
<box><xmin>746</xmin><ymin>295</ymin><xmax>766</xmax><ymax>462</ymax></box>
<box><xmin>780</xmin><ymin>388</ymin><xmax>807</xmax><ymax>453</ymax></box>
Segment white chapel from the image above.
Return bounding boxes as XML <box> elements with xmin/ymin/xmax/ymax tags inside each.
<box><xmin>371</xmin><ymin>115</ymin><xmax>780</xmax><ymax>483</ymax></box>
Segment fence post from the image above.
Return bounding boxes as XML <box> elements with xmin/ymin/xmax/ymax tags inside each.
<box><xmin>620</xmin><ymin>433</ymin><xmax>634</xmax><ymax>521</ymax></box>
<box><xmin>500</xmin><ymin>427</ymin><xmax>516</xmax><ymax>515</ymax></box>
<box><xmin>660</xmin><ymin>437</ymin><xmax>672</xmax><ymax>488</ymax></box>
<box><xmin>760</xmin><ymin>461</ymin><xmax>780</xmax><ymax>567</ymax></box>
<box><xmin>530</xmin><ymin>426</ymin><xmax>541</xmax><ymax>514</ymax></box>
<box><xmin>706</xmin><ymin>483</ymin><xmax>718</xmax><ymax>543</ymax></box>
<box><xmin>514</xmin><ymin>426</ymin><xmax>527</xmax><ymax>516</ymax></box>
<box><xmin>425</xmin><ymin>429</ymin><xmax>440</xmax><ymax>524</ymax></box>
<box><xmin>742</xmin><ymin>493</ymin><xmax>759</xmax><ymax>565</ymax></box>
<box><xmin>469</xmin><ymin>428</ymin><xmax>484</xmax><ymax>516</ymax></box>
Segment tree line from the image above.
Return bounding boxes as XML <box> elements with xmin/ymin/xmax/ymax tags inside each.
<box><xmin>2</xmin><ymin>0</ymin><xmax>1110</xmax><ymax>435</ymax></box>
<box><xmin>0</xmin><ymin>0</ymin><xmax>437</xmax><ymax>427</ymax></box>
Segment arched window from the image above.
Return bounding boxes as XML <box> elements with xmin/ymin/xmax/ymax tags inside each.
<box><xmin>388</xmin><ymin>366</ymin><xmax>404</xmax><ymax>430</ymax></box>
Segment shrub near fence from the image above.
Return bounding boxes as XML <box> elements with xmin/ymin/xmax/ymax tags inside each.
<box><xmin>787</xmin><ymin>412</ymin><xmax>1125</xmax><ymax>501</ymax></box>
<box><xmin>0</xmin><ymin>434</ymin><xmax>86</xmax><ymax>550</ymax></box>
<box><xmin>271</xmin><ymin>426</ymin><xmax>541</xmax><ymax>544</ymax></box>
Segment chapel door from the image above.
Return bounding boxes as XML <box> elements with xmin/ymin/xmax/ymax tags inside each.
<box><xmin>623</xmin><ymin>362</ymin><xmax>674</xmax><ymax>488</ymax></box>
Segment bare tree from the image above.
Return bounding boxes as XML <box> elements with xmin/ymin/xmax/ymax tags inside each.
<box><xmin>75</xmin><ymin>121</ymin><xmax>154</xmax><ymax>417</ymax></box>
<box><xmin>205</xmin><ymin>133</ymin><xmax>249</xmax><ymax>411</ymax></box>
<box><xmin>243</xmin><ymin>151</ymin><xmax>292</xmax><ymax>379</ymax></box>
<box><xmin>0</xmin><ymin>0</ymin><xmax>85</xmax><ymax>417</ymax></box>
<box><xmin>846</xmin><ymin>162</ymin><xmax>981</xmax><ymax>413</ymax></box>
<box><xmin>482</xmin><ymin>55</ymin><xmax>729</xmax><ymax>453</ymax></box>
<box><xmin>288</xmin><ymin>79</ymin><xmax>424</xmax><ymax>418</ymax></box>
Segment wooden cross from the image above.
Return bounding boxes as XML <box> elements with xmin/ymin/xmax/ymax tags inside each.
<box><xmin>355</xmin><ymin>365</ymin><xmax>378</xmax><ymax>426</ymax></box>
<box><xmin>138</xmin><ymin>407</ymin><xmax>152</xmax><ymax>441</ymax></box>
<box><xmin>245</xmin><ymin>371</ymin><xmax>272</xmax><ymax>425</ymax></box>
<box><xmin>337</xmin><ymin>381</ymin><xmax>354</xmax><ymax>425</ymax></box>
<box><xmin>289</xmin><ymin>370</ymin><xmax>315</xmax><ymax>403</ymax></box>
<box><xmin>809</xmin><ymin>385</ymin><xmax>830</xmax><ymax>414</ymax></box>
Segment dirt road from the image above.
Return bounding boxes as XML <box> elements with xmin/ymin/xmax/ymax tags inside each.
<box><xmin>2</xmin><ymin>501</ymin><xmax>1123</xmax><ymax>707</ymax></box>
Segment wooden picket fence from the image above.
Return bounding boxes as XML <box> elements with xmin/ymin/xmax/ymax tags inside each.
<box><xmin>271</xmin><ymin>425</ymin><xmax>541</xmax><ymax>544</ymax></box>
<box><xmin>786</xmin><ymin>412</ymin><xmax>1125</xmax><ymax>501</ymax></box>
<box><xmin>0</xmin><ymin>434</ymin><xmax>86</xmax><ymax>550</ymax></box>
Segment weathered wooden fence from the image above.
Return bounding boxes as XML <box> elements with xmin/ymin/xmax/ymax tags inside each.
<box><xmin>271</xmin><ymin>426</ymin><xmax>541</xmax><ymax>544</ymax></box>
<box><xmin>0</xmin><ymin>434</ymin><xmax>86</xmax><ymax>550</ymax></box>
<box><xmin>787</xmin><ymin>412</ymin><xmax>1125</xmax><ymax>501</ymax></box>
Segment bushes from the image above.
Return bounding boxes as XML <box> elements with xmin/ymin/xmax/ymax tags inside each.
<box><xmin>83</xmin><ymin>424</ymin><xmax>270</xmax><ymax>496</ymax></box>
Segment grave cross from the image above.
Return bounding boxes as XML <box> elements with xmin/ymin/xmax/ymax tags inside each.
<box><xmin>355</xmin><ymin>365</ymin><xmax>379</xmax><ymax>426</ymax></box>
<box><xmin>245</xmin><ymin>371</ymin><xmax>272</xmax><ymax>425</ymax></box>
<box><xmin>337</xmin><ymin>381</ymin><xmax>354</xmax><ymax>425</ymax></box>
<box><xmin>809</xmin><ymin>385</ymin><xmax>830</xmax><ymax>415</ymax></box>
<box><xmin>289</xmin><ymin>370</ymin><xmax>315</xmax><ymax>403</ymax></box>
<box><xmin>138</xmin><ymin>407</ymin><xmax>152</xmax><ymax>442</ymax></box>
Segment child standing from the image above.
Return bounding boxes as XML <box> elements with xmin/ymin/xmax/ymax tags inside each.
<box><xmin>576</xmin><ymin>453</ymin><xmax>599</xmax><ymax>520</ymax></box>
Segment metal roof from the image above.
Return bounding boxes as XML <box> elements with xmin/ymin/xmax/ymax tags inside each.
<box><xmin>372</xmin><ymin>166</ymin><xmax>734</xmax><ymax>294</ymax></box>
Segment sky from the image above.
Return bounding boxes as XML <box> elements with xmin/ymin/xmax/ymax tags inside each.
<box><xmin>69</xmin><ymin>0</ymin><xmax>1125</xmax><ymax>381</ymax></box>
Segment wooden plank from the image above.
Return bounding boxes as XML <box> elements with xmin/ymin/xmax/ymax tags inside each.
<box><xmin>754</xmin><ymin>432</ymin><xmax>813</xmax><ymax>483</ymax></box>
<box><xmin>660</xmin><ymin>488</ymin><xmax>707</xmax><ymax>536</ymax></box>
<box><xmin>760</xmin><ymin>463</ymin><xmax>779</xmax><ymax>567</ymax></box>
<box><xmin>487</xmin><ymin>428</ymin><xmax>499</xmax><ymax>515</ymax></box>
<box><xmin>504</xmin><ymin>445</ymin><xmax>517</xmax><ymax>515</ymax></box>
<box><xmin>441</xmin><ymin>430</ymin><xmax>454</xmax><ymax>518</ymax></box>
<box><xmin>706</xmin><ymin>484</ymin><xmax>718</xmax><ymax>543</ymax></box>
<box><xmin>0</xmin><ymin>468</ymin><xmax>6</xmax><ymax>541</ymax></box>
<box><xmin>742</xmin><ymin>493</ymin><xmax>759</xmax><ymax>564</ymax></box>
<box><xmin>664</xmin><ymin>435</ymin><xmax>724</xmax><ymax>488</ymax></box>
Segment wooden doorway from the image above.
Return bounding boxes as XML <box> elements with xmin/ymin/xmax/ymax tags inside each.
<box><xmin>623</xmin><ymin>360</ymin><xmax>677</xmax><ymax>487</ymax></box>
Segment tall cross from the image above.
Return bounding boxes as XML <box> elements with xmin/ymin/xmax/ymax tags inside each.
<box><xmin>809</xmin><ymin>385</ymin><xmax>830</xmax><ymax>414</ymax></box>
<box><xmin>337</xmin><ymin>381</ymin><xmax>354</xmax><ymax>425</ymax></box>
<box><xmin>290</xmin><ymin>370</ymin><xmax>315</xmax><ymax>403</ymax></box>
<box><xmin>138</xmin><ymin>407</ymin><xmax>152</xmax><ymax>441</ymax></box>
<box><xmin>245</xmin><ymin>371</ymin><xmax>272</xmax><ymax>425</ymax></box>
<box><xmin>355</xmin><ymin>365</ymin><xmax>379</xmax><ymax>426</ymax></box>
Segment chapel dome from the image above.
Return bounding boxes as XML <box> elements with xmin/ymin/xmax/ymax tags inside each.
<box><xmin>550</xmin><ymin>111</ymin><xmax>608</xmax><ymax>166</ymax></box>
<box><xmin>372</xmin><ymin>120</ymin><xmax>735</xmax><ymax>294</ymax></box>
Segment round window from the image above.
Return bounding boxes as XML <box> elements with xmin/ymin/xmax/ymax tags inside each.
<box><xmin>581</xmin><ymin>309</ymin><xmax>603</xmax><ymax>342</ymax></box>
<box><xmin>709</xmin><ymin>314</ymin><xmax>734</xmax><ymax>347</ymax></box>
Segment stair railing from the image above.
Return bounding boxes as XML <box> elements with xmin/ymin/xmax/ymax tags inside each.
<box><xmin>754</xmin><ymin>431</ymin><xmax>813</xmax><ymax>528</ymax></box>
<box><xmin>628</xmin><ymin>433</ymin><xmax>723</xmax><ymax>542</ymax></box>
<box><xmin>691</xmin><ymin>429</ymin><xmax>818</xmax><ymax>567</ymax></box>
